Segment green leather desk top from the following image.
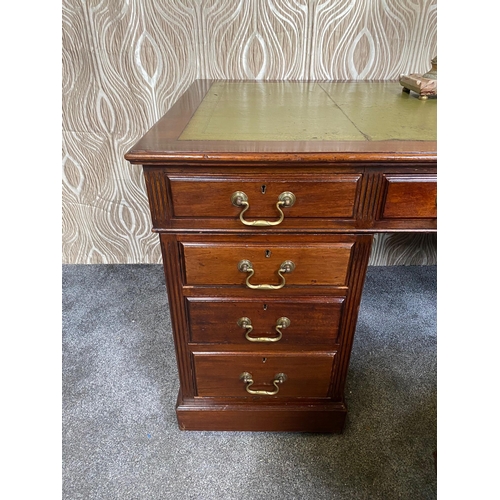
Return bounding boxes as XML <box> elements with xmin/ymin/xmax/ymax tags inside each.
<box><xmin>125</xmin><ymin>80</ymin><xmax>437</xmax><ymax>163</ymax></box>
<box><xmin>179</xmin><ymin>81</ymin><xmax>436</xmax><ymax>142</ymax></box>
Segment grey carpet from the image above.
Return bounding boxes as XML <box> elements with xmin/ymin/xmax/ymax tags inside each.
<box><xmin>62</xmin><ymin>264</ymin><xmax>436</xmax><ymax>500</ymax></box>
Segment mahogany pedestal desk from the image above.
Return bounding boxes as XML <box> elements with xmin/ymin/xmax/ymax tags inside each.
<box><xmin>125</xmin><ymin>80</ymin><xmax>437</xmax><ymax>433</ymax></box>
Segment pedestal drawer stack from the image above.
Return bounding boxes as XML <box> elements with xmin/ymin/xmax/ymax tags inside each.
<box><xmin>145</xmin><ymin>169</ymin><xmax>373</xmax><ymax>432</ymax></box>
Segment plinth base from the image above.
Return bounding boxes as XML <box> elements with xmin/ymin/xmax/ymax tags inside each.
<box><xmin>176</xmin><ymin>392</ymin><xmax>347</xmax><ymax>433</ymax></box>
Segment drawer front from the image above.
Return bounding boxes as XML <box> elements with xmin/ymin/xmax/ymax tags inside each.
<box><xmin>181</xmin><ymin>240</ymin><xmax>355</xmax><ymax>287</ymax></box>
<box><xmin>193</xmin><ymin>352</ymin><xmax>335</xmax><ymax>398</ymax></box>
<box><xmin>187</xmin><ymin>297</ymin><xmax>344</xmax><ymax>344</ymax></box>
<box><xmin>380</xmin><ymin>174</ymin><xmax>437</xmax><ymax>219</ymax></box>
<box><xmin>168</xmin><ymin>174</ymin><xmax>361</xmax><ymax>220</ymax></box>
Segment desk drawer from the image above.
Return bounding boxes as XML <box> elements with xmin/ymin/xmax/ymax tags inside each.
<box><xmin>380</xmin><ymin>174</ymin><xmax>437</xmax><ymax>219</ymax></box>
<box><xmin>168</xmin><ymin>174</ymin><xmax>361</xmax><ymax>221</ymax></box>
<box><xmin>180</xmin><ymin>236</ymin><xmax>355</xmax><ymax>288</ymax></box>
<box><xmin>187</xmin><ymin>296</ymin><xmax>344</xmax><ymax>344</ymax></box>
<box><xmin>193</xmin><ymin>352</ymin><xmax>335</xmax><ymax>398</ymax></box>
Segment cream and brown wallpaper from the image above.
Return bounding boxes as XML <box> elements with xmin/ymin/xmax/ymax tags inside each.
<box><xmin>62</xmin><ymin>0</ymin><xmax>437</xmax><ymax>265</ymax></box>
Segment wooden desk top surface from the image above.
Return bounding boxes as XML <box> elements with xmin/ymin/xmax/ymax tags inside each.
<box><xmin>125</xmin><ymin>80</ymin><xmax>437</xmax><ymax>165</ymax></box>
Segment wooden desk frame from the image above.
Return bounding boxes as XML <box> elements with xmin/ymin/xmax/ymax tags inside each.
<box><xmin>125</xmin><ymin>80</ymin><xmax>436</xmax><ymax>432</ymax></box>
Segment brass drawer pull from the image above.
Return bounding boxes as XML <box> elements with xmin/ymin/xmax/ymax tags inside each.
<box><xmin>237</xmin><ymin>259</ymin><xmax>295</xmax><ymax>290</ymax></box>
<box><xmin>240</xmin><ymin>372</ymin><xmax>287</xmax><ymax>395</ymax></box>
<box><xmin>231</xmin><ymin>191</ymin><xmax>296</xmax><ymax>226</ymax></box>
<box><xmin>237</xmin><ymin>316</ymin><xmax>291</xmax><ymax>342</ymax></box>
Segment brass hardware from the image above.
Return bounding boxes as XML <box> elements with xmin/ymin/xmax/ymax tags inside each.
<box><xmin>275</xmin><ymin>316</ymin><xmax>291</xmax><ymax>336</ymax></box>
<box><xmin>240</xmin><ymin>372</ymin><xmax>287</xmax><ymax>395</ymax></box>
<box><xmin>231</xmin><ymin>191</ymin><xmax>295</xmax><ymax>226</ymax></box>
<box><xmin>279</xmin><ymin>191</ymin><xmax>296</xmax><ymax>207</ymax></box>
<box><xmin>237</xmin><ymin>316</ymin><xmax>291</xmax><ymax>342</ymax></box>
<box><xmin>237</xmin><ymin>259</ymin><xmax>295</xmax><ymax>290</ymax></box>
<box><xmin>237</xmin><ymin>316</ymin><xmax>254</xmax><ymax>336</ymax></box>
<box><xmin>231</xmin><ymin>190</ymin><xmax>248</xmax><ymax>206</ymax></box>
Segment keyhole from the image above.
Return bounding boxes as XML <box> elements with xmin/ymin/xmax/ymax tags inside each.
<box><xmin>265</xmin><ymin>249</ymin><xmax>271</xmax><ymax>258</ymax></box>
<box><xmin>261</xmin><ymin>185</ymin><xmax>266</xmax><ymax>194</ymax></box>
<box><xmin>263</xmin><ymin>304</ymin><xmax>268</xmax><ymax>310</ymax></box>
<box><xmin>262</xmin><ymin>357</ymin><xmax>267</xmax><ymax>363</ymax></box>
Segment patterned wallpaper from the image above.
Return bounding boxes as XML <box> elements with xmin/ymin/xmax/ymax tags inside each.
<box><xmin>62</xmin><ymin>0</ymin><xmax>437</xmax><ymax>265</ymax></box>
